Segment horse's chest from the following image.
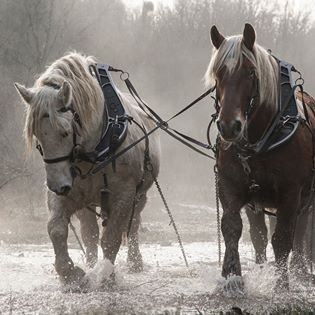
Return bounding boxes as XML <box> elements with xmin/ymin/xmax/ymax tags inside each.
<box><xmin>73</xmin><ymin>177</ymin><xmax>104</xmax><ymax>205</ymax></box>
<box><xmin>249</xmin><ymin>164</ymin><xmax>279</xmax><ymax>203</ymax></box>
<box><xmin>219</xmin><ymin>152</ymin><xmax>280</xmax><ymax>205</ymax></box>
<box><xmin>250</xmin><ymin>161</ymin><xmax>278</xmax><ymax>185</ymax></box>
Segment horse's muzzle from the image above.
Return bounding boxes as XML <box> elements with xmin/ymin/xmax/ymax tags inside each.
<box><xmin>57</xmin><ymin>185</ymin><xmax>72</xmax><ymax>196</ymax></box>
<box><xmin>48</xmin><ymin>183</ymin><xmax>72</xmax><ymax>196</ymax></box>
<box><xmin>217</xmin><ymin>119</ymin><xmax>243</xmax><ymax>141</ymax></box>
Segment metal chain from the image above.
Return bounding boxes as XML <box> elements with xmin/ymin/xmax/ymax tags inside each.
<box><xmin>311</xmin><ymin>199</ymin><xmax>315</xmax><ymax>274</ymax></box>
<box><xmin>150</xmin><ymin>170</ymin><xmax>189</xmax><ymax>269</ymax></box>
<box><xmin>214</xmin><ymin>164</ymin><xmax>222</xmax><ymax>267</ymax></box>
<box><xmin>69</xmin><ymin>220</ymin><xmax>86</xmax><ymax>256</ymax></box>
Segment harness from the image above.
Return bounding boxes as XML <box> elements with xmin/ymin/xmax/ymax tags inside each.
<box><xmin>91</xmin><ymin>64</ymin><xmax>129</xmax><ymax>162</ymax></box>
<box><xmin>234</xmin><ymin>58</ymin><xmax>303</xmax><ymax>156</ymax></box>
<box><xmin>36</xmin><ymin>64</ymin><xmax>129</xmax><ymax>169</ymax></box>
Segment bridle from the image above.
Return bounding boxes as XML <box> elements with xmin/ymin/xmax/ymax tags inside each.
<box><xmin>215</xmin><ymin>55</ymin><xmax>307</xmax><ymax>161</ymax></box>
<box><xmin>35</xmin><ymin>107</ymin><xmax>83</xmax><ymax>164</ymax></box>
<box><xmin>215</xmin><ymin>72</ymin><xmax>260</xmax><ymax>147</ymax></box>
<box><xmin>243</xmin><ymin>73</ymin><xmax>260</xmax><ymax>144</ymax></box>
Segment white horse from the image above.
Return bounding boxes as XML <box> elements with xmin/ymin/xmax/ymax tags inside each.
<box><xmin>15</xmin><ymin>52</ymin><xmax>160</xmax><ymax>288</ymax></box>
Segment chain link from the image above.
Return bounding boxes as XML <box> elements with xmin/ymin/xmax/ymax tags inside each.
<box><xmin>214</xmin><ymin>164</ymin><xmax>222</xmax><ymax>267</ymax></box>
<box><xmin>149</xmin><ymin>161</ymin><xmax>189</xmax><ymax>268</ymax></box>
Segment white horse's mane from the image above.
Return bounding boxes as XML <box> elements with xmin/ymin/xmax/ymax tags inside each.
<box><xmin>205</xmin><ymin>35</ymin><xmax>279</xmax><ymax>109</ymax></box>
<box><xmin>25</xmin><ymin>52</ymin><xmax>104</xmax><ymax>147</ymax></box>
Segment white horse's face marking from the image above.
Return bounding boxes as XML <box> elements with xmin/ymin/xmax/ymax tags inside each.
<box><xmin>37</xmin><ymin>112</ymin><xmax>74</xmax><ymax>195</ymax></box>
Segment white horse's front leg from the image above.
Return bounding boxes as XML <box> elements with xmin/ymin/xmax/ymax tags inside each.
<box><xmin>76</xmin><ymin>207</ymin><xmax>99</xmax><ymax>268</ymax></box>
<box><xmin>47</xmin><ymin>192</ymin><xmax>86</xmax><ymax>288</ymax></box>
<box><xmin>101</xmin><ymin>183</ymin><xmax>137</xmax><ymax>264</ymax></box>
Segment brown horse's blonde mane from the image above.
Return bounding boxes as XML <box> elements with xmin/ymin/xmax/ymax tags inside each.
<box><xmin>205</xmin><ymin>35</ymin><xmax>279</xmax><ymax>109</ymax></box>
<box><xmin>24</xmin><ymin>52</ymin><xmax>104</xmax><ymax>147</ymax></box>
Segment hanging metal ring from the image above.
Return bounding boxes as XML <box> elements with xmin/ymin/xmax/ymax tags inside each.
<box><xmin>120</xmin><ymin>71</ymin><xmax>129</xmax><ymax>81</ymax></box>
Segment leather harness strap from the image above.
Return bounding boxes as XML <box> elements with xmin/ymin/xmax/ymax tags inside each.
<box><xmin>234</xmin><ymin>58</ymin><xmax>302</xmax><ymax>156</ymax></box>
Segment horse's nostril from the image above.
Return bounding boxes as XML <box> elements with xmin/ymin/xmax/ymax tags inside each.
<box><xmin>60</xmin><ymin>185</ymin><xmax>71</xmax><ymax>195</ymax></box>
<box><xmin>217</xmin><ymin>119</ymin><xmax>242</xmax><ymax>141</ymax></box>
<box><xmin>234</xmin><ymin>120</ymin><xmax>242</xmax><ymax>133</ymax></box>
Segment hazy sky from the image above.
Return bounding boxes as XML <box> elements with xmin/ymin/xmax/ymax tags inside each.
<box><xmin>123</xmin><ymin>0</ymin><xmax>315</xmax><ymax>16</ymax></box>
<box><xmin>123</xmin><ymin>0</ymin><xmax>175</xmax><ymax>9</ymax></box>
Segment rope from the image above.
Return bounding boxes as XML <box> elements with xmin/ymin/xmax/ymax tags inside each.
<box><xmin>214</xmin><ymin>165</ymin><xmax>222</xmax><ymax>267</ymax></box>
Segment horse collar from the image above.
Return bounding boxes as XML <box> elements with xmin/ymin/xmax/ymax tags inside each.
<box><xmin>37</xmin><ymin>64</ymin><xmax>129</xmax><ymax>170</ymax></box>
<box><xmin>92</xmin><ymin>64</ymin><xmax>129</xmax><ymax>164</ymax></box>
<box><xmin>235</xmin><ymin>58</ymin><xmax>302</xmax><ymax>156</ymax></box>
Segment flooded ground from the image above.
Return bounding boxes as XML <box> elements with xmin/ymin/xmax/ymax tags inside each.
<box><xmin>0</xmin><ymin>204</ymin><xmax>314</xmax><ymax>314</ymax></box>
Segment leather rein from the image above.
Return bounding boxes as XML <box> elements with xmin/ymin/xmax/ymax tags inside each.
<box><xmin>35</xmin><ymin>64</ymin><xmax>218</xmax><ymax>178</ymax></box>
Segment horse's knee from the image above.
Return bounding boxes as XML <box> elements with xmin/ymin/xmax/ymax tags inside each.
<box><xmin>221</xmin><ymin>213</ymin><xmax>243</xmax><ymax>241</ymax></box>
<box><xmin>47</xmin><ymin>217</ymin><xmax>68</xmax><ymax>243</ymax></box>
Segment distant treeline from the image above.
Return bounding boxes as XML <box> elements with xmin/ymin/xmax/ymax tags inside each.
<box><xmin>0</xmin><ymin>0</ymin><xmax>313</xmax><ymax>216</ymax></box>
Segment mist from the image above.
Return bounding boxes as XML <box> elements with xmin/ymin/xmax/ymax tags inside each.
<box><xmin>1</xmin><ymin>0</ymin><xmax>313</xmax><ymax>219</ymax></box>
<box><xmin>0</xmin><ymin>0</ymin><xmax>315</xmax><ymax>313</ymax></box>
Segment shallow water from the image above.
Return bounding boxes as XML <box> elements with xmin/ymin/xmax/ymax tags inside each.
<box><xmin>0</xmin><ymin>241</ymin><xmax>314</xmax><ymax>314</ymax></box>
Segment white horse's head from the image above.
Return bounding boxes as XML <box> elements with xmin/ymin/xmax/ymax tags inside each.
<box><xmin>15</xmin><ymin>81</ymin><xmax>76</xmax><ymax>195</ymax></box>
<box><xmin>15</xmin><ymin>52</ymin><xmax>104</xmax><ymax>195</ymax></box>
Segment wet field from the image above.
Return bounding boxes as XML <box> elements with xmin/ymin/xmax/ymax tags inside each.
<box><xmin>0</xmin><ymin>204</ymin><xmax>314</xmax><ymax>314</ymax></box>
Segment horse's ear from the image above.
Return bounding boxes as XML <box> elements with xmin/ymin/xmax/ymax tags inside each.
<box><xmin>14</xmin><ymin>83</ymin><xmax>33</xmax><ymax>104</ymax></box>
<box><xmin>58</xmin><ymin>81</ymin><xmax>72</xmax><ymax>106</ymax></box>
<box><xmin>210</xmin><ymin>25</ymin><xmax>225</xmax><ymax>49</ymax></box>
<box><xmin>243</xmin><ymin>23</ymin><xmax>256</xmax><ymax>51</ymax></box>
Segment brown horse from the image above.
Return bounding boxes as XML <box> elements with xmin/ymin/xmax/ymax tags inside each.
<box><xmin>205</xmin><ymin>23</ymin><xmax>315</xmax><ymax>290</ymax></box>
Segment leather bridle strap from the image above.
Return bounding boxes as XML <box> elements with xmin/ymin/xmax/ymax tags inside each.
<box><xmin>36</xmin><ymin>109</ymin><xmax>80</xmax><ymax>164</ymax></box>
<box><xmin>245</xmin><ymin>75</ymin><xmax>259</xmax><ymax>118</ymax></box>
<box><xmin>213</xmin><ymin>74</ymin><xmax>259</xmax><ymax>119</ymax></box>
<box><xmin>43</xmin><ymin>154</ymin><xmax>73</xmax><ymax>164</ymax></box>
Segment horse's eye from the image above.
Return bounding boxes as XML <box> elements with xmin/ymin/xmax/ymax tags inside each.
<box><xmin>58</xmin><ymin>107</ymin><xmax>68</xmax><ymax>113</ymax></box>
<box><xmin>62</xmin><ymin>131</ymin><xmax>69</xmax><ymax>138</ymax></box>
<box><xmin>248</xmin><ymin>70</ymin><xmax>255</xmax><ymax>79</ymax></box>
<box><xmin>43</xmin><ymin>113</ymin><xmax>49</xmax><ymax>118</ymax></box>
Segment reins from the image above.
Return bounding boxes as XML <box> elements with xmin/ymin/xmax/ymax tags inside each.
<box><xmin>111</xmin><ymin>66</ymin><xmax>217</xmax><ymax>159</ymax></box>
<box><xmin>35</xmin><ymin>65</ymin><xmax>219</xmax><ymax>269</ymax></box>
<box><xmin>35</xmin><ymin>66</ymin><xmax>217</xmax><ymax>176</ymax></box>
<box><xmin>89</xmin><ymin>70</ymin><xmax>218</xmax><ymax>174</ymax></box>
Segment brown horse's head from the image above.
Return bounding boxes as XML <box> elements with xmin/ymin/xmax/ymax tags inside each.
<box><xmin>205</xmin><ymin>24</ymin><xmax>278</xmax><ymax>142</ymax></box>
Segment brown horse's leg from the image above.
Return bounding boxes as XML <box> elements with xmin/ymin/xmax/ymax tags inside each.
<box><xmin>245</xmin><ymin>205</ymin><xmax>268</xmax><ymax>264</ymax></box>
<box><xmin>221</xmin><ymin>210</ymin><xmax>243</xmax><ymax>278</ymax></box>
<box><xmin>76</xmin><ymin>207</ymin><xmax>99</xmax><ymax>268</ymax></box>
<box><xmin>290</xmin><ymin>211</ymin><xmax>309</xmax><ymax>278</ymax></box>
<box><xmin>220</xmin><ymin>183</ymin><xmax>244</xmax><ymax>278</ymax></box>
<box><xmin>268</xmin><ymin>215</ymin><xmax>276</xmax><ymax>240</ymax></box>
<box><xmin>127</xmin><ymin>194</ymin><xmax>146</xmax><ymax>273</ymax></box>
<box><xmin>272</xmin><ymin>189</ymin><xmax>300</xmax><ymax>289</ymax></box>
